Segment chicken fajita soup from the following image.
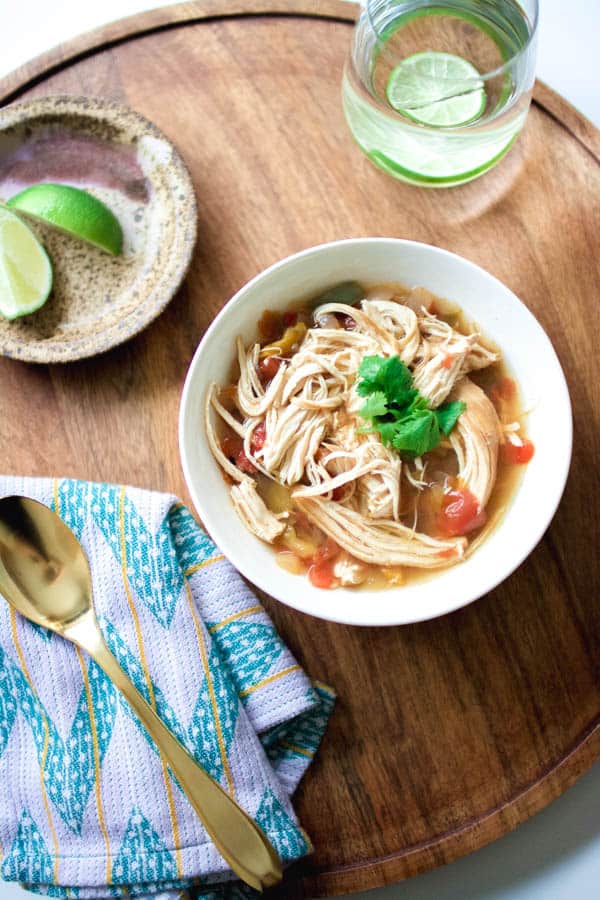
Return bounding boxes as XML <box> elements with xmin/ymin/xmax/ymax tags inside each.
<box><xmin>205</xmin><ymin>281</ymin><xmax>535</xmax><ymax>590</ymax></box>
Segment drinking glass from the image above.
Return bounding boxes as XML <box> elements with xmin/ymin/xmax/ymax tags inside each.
<box><xmin>342</xmin><ymin>0</ymin><xmax>539</xmax><ymax>187</ymax></box>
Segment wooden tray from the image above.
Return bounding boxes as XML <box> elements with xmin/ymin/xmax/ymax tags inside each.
<box><xmin>1</xmin><ymin>2</ymin><xmax>599</xmax><ymax>896</ymax></box>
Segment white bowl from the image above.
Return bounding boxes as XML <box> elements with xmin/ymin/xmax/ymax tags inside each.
<box><xmin>179</xmin><ymin>239</ymin><xmax>571</xmax><ymax>626</ymax></box>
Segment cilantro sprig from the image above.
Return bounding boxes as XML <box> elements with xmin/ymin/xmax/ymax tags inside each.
<box><xmin>356</xmin><ymin>355</ymin><xmax>466</xmax><ymax>456</ymax></box>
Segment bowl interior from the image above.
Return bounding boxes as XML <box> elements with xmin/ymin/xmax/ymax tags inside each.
<box><xmin>0</xmin><ymin>96</ymin><xmax>197</xmax><ymax>362</ymax></box>
<box><xmin>180</xmin><ymin>239</ymin><xmax>571</xmax><ymax>626</ymax></box>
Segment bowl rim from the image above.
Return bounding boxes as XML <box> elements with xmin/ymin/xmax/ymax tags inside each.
<box><xmin>179</xmin><ymin>237</ymin><xmax>573</xmax><ymax>626</ymax></box>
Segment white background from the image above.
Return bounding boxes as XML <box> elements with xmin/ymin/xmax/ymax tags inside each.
<box><xmin>0</xmin><ymin>1</ymin><xmax>598</xmax><ymax>899</ymax></box>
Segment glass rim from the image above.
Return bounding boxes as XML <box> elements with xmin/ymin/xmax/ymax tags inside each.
<box><xmin>365</xmin><ymin>0</ymin><xmax>540</xmax><ymax>84</ymax></box>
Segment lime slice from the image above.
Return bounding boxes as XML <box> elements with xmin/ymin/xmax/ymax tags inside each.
<box><xmin>7</xmin><ymin>184</ymin><xmax>123</xmax><ymax>256</ymax></box>
<box><xmin>386</xmin><ymin>51</ymin><xmax>486</xmax><ymax>127</ymax></box>
<box><xmin>369</xmin><ymin>131</ymin><xmax>518</xmax><ymax>187</ymax></box>
<box><xmin>0</xmin><ymin>206</ymin><xmax>53</xmax><ymax>319</ymax></box>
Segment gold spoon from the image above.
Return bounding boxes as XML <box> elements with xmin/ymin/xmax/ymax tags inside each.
<box><xmin>0</xmin><ymin>495</ymin><xmax>282</xmax><ymax>892</ymax></box>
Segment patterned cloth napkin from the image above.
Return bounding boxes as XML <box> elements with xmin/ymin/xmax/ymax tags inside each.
<box><xmin>0</xmin><ymin>477</ymin><xmax>334</xmax><ymax>900</ymax></box>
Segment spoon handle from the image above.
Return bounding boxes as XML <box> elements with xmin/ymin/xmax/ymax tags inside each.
<box><xmin>71</xmin><ymin>615</ymin><xmax>282</xmax><ymax>892</ymax></box>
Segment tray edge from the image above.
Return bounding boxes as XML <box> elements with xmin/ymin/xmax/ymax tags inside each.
<box><xmin>0</xmin><ymin>1</ymin><xmax>598</xmax><ymax>895</ymax></box>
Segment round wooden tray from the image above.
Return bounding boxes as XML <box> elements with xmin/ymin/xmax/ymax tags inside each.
<box><xmin>1</xmin><ymin>2</ymin><xmax>599</xmax><ymax>897</ymax></box>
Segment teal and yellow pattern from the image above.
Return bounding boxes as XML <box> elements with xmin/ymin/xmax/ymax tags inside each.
<box><xmin>0</xmin><ymin>477</ymin><xmax>334</xmax><ymax>900</ymax></box>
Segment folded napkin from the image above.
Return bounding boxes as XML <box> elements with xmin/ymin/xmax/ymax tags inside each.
<box><xmin>0</xmin><ymin>477</ymin><xmax>334</xmax><ymax>900</ymax></box>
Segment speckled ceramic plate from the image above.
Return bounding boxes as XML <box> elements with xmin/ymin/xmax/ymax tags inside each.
<box><xmin>0</xmin><ymin>95</ymin><xmax>197</xmax><ymax>362</ymax></box>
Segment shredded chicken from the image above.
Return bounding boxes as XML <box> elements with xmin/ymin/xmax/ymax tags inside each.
<box><xmin>354</xmin><ymin>438</ymin><xmax>402</xmax><ymax>520</ymax></box>
<box><xmin>205</xmin><ymin>383</ymin><xmax>244</xmax><ymax>483</ymax></box>
<box><xmin>359</xmin><ymin>299</ymin><xmax>420</xmax><ymax>364</ymax></box>
<box><xmin>262</xmin><ymin>404</ymin><xmax>329</xmax><ymax>485</ymax></box>
<box><xmin>295</xmin><ymin>496</ymin><xmax>466</xmax><ymax>568</ymax></box>
<box><xmin>448</xmin><ymin>377</ymin><xmax>501</xmax><ymax>507</ymax></box>
<box><xmin>236</xmin><ymin>338</ymin><xmax>286</xmax><ymax>418</ymax></box>
<box><xmin>412</xmin><ymin>311</ymin><xmax>499</xmax><ymax>408</ymax></box>
<box><xmin>412</xmin><ymin>334</ymin><xmax>475</xmax><ymax>407</ymax></box>
<box><xmin>333</xmin><ymin>553</ymin><xmax>369</xmax><ymax>586</ymax></box>
<box><xmin>230</xmin><ymin>479</ymin><xmax>285</xmax><ymax>543</ymax></box>
<box><xmin>418</xmin><ymin>310</ymin><xmax>500</xmax><ymax>376</ymax></box>
<box><xmin>405</xmin><ymin>456</ymin><xmax>428</xmax><ymax>491</ymax></box>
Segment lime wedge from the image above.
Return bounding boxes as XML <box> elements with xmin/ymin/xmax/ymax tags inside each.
<box><xmin>0</xmin><ymin>206</ymin><xmax>53</xmax><ymax>320</ymax></box>
<box><xmin>386</xmin><ymin>51</ymin><xmax>486</xmax><ymax>127</ymax></box>
<box><xmin>7</xmin><ymin>184</ymin><xmax>123</xmax><ymax>256</ymax></box>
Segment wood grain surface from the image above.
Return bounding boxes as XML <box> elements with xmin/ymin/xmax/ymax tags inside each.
<box><xmin>0</xmin><ymin>2</ymin><xmax>599</xmax><ymax>896</ymax></box>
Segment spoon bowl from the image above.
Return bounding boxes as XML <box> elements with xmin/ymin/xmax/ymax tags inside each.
<box><xmin>0</xmin><ymin>495</ymin><xmax>92</xmax><ymax>631</ymax></box>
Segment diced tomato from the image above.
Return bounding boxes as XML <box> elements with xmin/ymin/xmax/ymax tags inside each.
<box><xmin>312</xmin><ymin>538</ymin><xmax>340</xmax><ymax>565</ymax></box>
<box><xmin>441</xmin><ymin>353</ymin><xmax>454</xmax><ymax>370</ymax></box>
<box><xmin>258</xmin><ymin>356</ymin><xmax>282</xmax><ymax>382</ymax></box>
<box><xmin>250</xmin><ymin>422</ymin><xmax>267</xmax><ymax>452</ymax></box>
<box><xmin>501</xmin><ymin>439</ymin><xmax>535</xmax><ymax>464</ymax></box>
<box><xmin>282</xmin><ymin>311</ymin><xmax>298</xmax><ymax>327</ymax></box>
<box><xmin>235</xmin><ymin>449</ymin><xmax>256</xmax><ymax>474</ymax></box>
<box><xmin>428</xmin><ymin>301</ymin><xmax>438</xmax><ymax>315</ymax></box>
<box><xmin>221</xmin><ymin>433</ymin><xmax>242</xmax><ymax>459</ymax></box>
<box><xmin>308</xmin><ymin>560</ymin><xmax>336</xmax><ymax>589</ymax></box>
<box><xmin>437</xmin><ymin>488</ymin><xmax>487</xmax><ymax>537</ymax></box>
<box><xmin>332</xmin><ymin>485</ymin><xmax>347</xmax><ymax>501</ymax></box>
